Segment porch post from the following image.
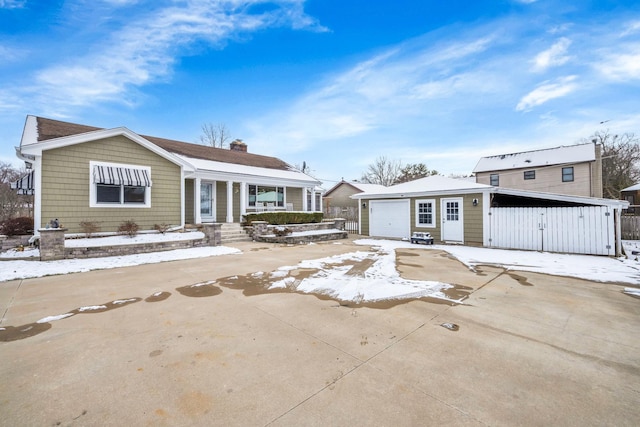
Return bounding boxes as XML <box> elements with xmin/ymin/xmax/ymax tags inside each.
<box><xmin>194</xmin><ymin>177</ymin><xmax>202</xmax><ymax>224</ymax></box>
<box><xmin>310</xmin><ymin>188</ymin><xmax>316</xmax><ymax>212</ymax></box>
<box><xmin>226</xmin><ymin>180</ymin><xmax>234</xmax><ymax>223</ymax></box>
<box><xmin>302</xmin><ymin>187</ymin><xmax>308</xmax><ymax>212</ymax></box>
<box><xmin>239</xmin><ymin>182</ymin><xmax>247</xmax><ymax>218</ymax></box>
<box><xmin>33</xmin><ymin>156</ymin><xmax>42</xmax><ymax>234</ymax></box>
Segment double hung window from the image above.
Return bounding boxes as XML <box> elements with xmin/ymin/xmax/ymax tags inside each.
<box><xmin>562</xmin><ymin>167</ymin><xmax>574</xmax><ymax>182</ymax></box>
<box><xmin>415</xmin><ymin>199</ymin><xmax>435</xmax><ymax>227</ymax></box>
<box><xmin>90</xmin><ymin>161</ymin><xmax>152</xmax><ymax>207</ymax></box>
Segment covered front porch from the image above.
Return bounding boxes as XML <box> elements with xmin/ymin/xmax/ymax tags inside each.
<box><xmin>185</xmin><ymin>178</ymin><xmax>322</xmax><ymax>224</ymax></box>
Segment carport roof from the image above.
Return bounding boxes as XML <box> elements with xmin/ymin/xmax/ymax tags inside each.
<box><xmin>352</xmin><ymin>175</ymin><xmax>629</xmax><ymax>209</ymax></box>
<box><xmin>493</xmin><ymin>187</ymin><xmax>629</xmax><ymax>208</ymax></box>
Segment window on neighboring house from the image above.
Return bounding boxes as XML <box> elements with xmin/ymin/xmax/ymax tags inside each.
<box><xmin>91</xmin><ymin>162</ymin><xmax>151</xmax><ymax>207</ymax></box>
<box><xmin>415</xmin><ymin>199</ymin><xmax>436</xmax><ymax>227</ymax></box>
<box><xmin>490</xmin><ymin>174</ymin><xmax>499</xmax><ymax>186</ymax></box>
<box><xmin>248</xmin><ymin>185</ymin><xmax>285</xmax><ymax>208</ymax></box>
<box><xmin>624</xmin><ymin>195</ymin><xmax>635</xmax><ymax>214</ymax></box>
<box><xmin>524</xmin><ymin>170</ymin><xmax>535</xmax><ymax>180</ymax></box>
<box><xmin>562</xmin><ymin>167</ymin><xmax>574</xmax><ymax>182</ymax></box>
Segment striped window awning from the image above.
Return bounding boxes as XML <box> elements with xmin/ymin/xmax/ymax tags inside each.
<box><xmin>11</xmin><ymin>171</ymin><xmax>35</xmax><ymax>195</ymax></box>
<box><xmin>93</xmin><ymin>165</ymin><xmax>152</xmax><ymax>187</ymax></box>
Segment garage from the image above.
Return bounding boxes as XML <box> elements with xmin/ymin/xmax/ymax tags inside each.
<box><xmin>369</xmin><ymin>199</ymin><xmax>410</xmax><ymax>239</ymax></box>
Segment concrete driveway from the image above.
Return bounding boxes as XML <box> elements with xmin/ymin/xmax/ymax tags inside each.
<box><xmin>1</xmin><ymin>238</ymin><xmax>639</xmax><ymax>426</ymax></box>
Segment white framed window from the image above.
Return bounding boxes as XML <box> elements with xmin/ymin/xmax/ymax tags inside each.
<box><xmin>248</xmin><ymin>184</ymin><xmax>285</xmax><ymax>208</ymax></box>
<box><xmin>415</xmin><ymin>199</ymin><xmax>436</xmax><ymax>227</ymax></box>
<box><xmin>90</xmin><ymin>161</ymin><xmax>152</xmax><ymax>208</ymax></box>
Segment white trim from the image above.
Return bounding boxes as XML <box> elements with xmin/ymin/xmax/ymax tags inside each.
<box><xmin>441</xmin><ymin>197</ymin><xmax>464</xmax><ymax>243</ymax></box>
<box><xmin>20</xmin><ymin>126</ymin><xmax>195</xmax><ymax>172</ymax></box>
<box><xmin>226</xmin><ymin>181</ymin><xmax>233</xmax><ymax>223</ymax></box>
<box><xmin>89</xmin><ymin>161</ymin><xmax>151</xmax><ymax>208</ymax></box>
<box><xmin>482</xmin><ymin>192</ymin><xmax>491</xmax><ymax>247</ymax></box>
<box><xmin>33</xmin><ymin>156</ymin><xmax>42</xmax><ymax>233</ymax></box>
<box><xmin>415</xmin><ymin>199</ymin><xmax>436</xmax><ymax>228</ymax></box>
<box><xmin>194</xmin><ymin>177</ymin><xmax>202</xmax><ymax>224</ymax></box>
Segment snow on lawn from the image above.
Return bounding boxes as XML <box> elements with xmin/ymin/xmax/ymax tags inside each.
<box><xmin>354</xmin><ymin>239</ymin><xmax>640</xmax><ymax>285</ymax></box>
<box><xmin>64</xmin><ymin>231</ymin><xmax>205</xmax><ymax>247</ymax></box>
<box><xmin>0</xmin><ymin>246</ymin><xmax>241</xmax><ymax>282</ymax></box>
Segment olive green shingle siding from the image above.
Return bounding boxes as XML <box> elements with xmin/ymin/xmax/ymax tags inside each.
<box><xmin>287</xmin><ymin>187</ymin><xmax>303</xmax><ymax>211</ymax></box>
<box><xmin>41</xmin><ymin>135</ymin><xmax>181</xmax><ymax>233</ymax></box>
<box><xmin>361</xmin><ymin>193</ymin><xmax>484</xmax><ymax>245</ymax></box>
<box><xmin>184</xmin><ymin>179</ymin><xmax>194</xmax><ymax>223</ymax></box>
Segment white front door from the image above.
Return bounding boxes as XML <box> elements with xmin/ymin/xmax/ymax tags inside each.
<box><xmin>200</xmin><ymin>182</ymin><xmax>214</xmax><ymax>221</ymax></box>
<box><xmin>441</xmin><ymin>197</ymin><xmax>464</xmax><ymax>242</ymax></box>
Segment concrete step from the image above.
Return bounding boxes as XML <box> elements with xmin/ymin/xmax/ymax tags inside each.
<box><xmin>219</xmin><ymin>223</ymin><xmax>252</xmax><ymax>243</ymax></box>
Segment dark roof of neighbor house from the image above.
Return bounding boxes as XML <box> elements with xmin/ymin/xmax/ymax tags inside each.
<box><xmin>34</xmin><ymin>116</ymin><xmax>292</xmax><ymax>171</ymax></box>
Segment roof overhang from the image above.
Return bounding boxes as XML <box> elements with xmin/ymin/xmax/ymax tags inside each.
<box><xmin>179</xmin><ymin>155</ymin><xmax>321</xmax><ymax>188</ymax></box>
<box><xmin>491</xmin><ymin>187</ymin><xmax>629</xmax><ymax>208</ymax></box>
<box><xmin>18</xmin><ymin>126</ymin><xmax>196</xmax><ymax>172</ymax></box>
<box><xmin>351</xmin><ymin>186</ymin><xmax>491</xmax><ymax>200</ymax></box>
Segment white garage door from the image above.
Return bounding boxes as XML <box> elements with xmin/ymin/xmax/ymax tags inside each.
<box><xmin>370</xmin><ymin>200</ymin><xmax>410</xmax><ymax>239</ymax></box>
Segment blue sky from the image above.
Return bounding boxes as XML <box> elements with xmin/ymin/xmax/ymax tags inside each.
<box><xmin>1</xmin><ymin>0</ymin><xmax>639</xmax><ymax>185</ymax></box>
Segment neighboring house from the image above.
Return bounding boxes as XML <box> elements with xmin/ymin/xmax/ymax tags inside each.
<box><xmin>15</xmin><ymin>116</ymin><xmax>321</xmax><ymax>234</ymax></box>
<box><xmin>323</xmin><ymin>180</ymin><xmax>386</xmax><ymax>217</ymax></box>
<box><xmin>352</xmin><ymin>175</ymin><xmax>628</xmax><ymax>256</ymax></box>
<box><xmin>621</xmin><ymin>183</ymin><xmax>640</xmax><ymax>214</ymax></box>
<box><xmin>473</xmin><ymin>143</ymin><xmax>603</xmax><ymax>198</ymax></box>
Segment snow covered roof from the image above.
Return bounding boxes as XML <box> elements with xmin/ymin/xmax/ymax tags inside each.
<box><xmin>176</xmin><ymin>155</ymin><xmax>319</xmax><ymax>185</ymax></box>
<box><xmin>352</xmin><ymin>175</ymin><xmax>492</xmax><ymax>199</ymax></box>
<box><xmin>473</xmin><ymin>143</ymin><xmax>597</xmax><ymax>173</ymax></box>
<box><xmin>622</xmin><ymin>183</ymin><xmax>640</xmax><ymax>192</ymax></box>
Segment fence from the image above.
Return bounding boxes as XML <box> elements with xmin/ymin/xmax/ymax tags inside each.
<box><xmin>488</xmin><ymin>206</ymin><xmax>615</xmax><ymax>256</ymax></box>
<box><xmin>324</xmin><ymin>206</ymin><xmax>359</xmax><ymax>234</ymax></box>
<box><xmin>622</xmin><ymin>215</ymin><xmax>640</xmax><ymax>240</ymax></box>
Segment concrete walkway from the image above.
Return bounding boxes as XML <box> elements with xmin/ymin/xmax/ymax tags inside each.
<box><xmin>1</xmin><ymin>239</ymin><xmax>639</xmax><ymax>426</ymax></box>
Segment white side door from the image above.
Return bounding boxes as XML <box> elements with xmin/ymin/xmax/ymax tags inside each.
<box><xmin>441</xmin><ymin>197</ymin><xmax>464</xmax><ymax>242</ymax></box>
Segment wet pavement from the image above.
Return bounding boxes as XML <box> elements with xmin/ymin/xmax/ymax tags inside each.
<box><xmin>1</xmin><ymin>238</ymin><xmax>639</xmax><ymax>426</ymax></box>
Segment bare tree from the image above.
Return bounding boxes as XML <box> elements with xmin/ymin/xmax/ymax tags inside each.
<box><xmin>589</xmin><ymin>130</ymin><xmax>640</xmax><ymax>199</ymax></box>
<box><xmin>360</xmin><ymin>156</ymin><xmax>403</xmax><ymax>186</ymax></box>
<box><xmin>394</xmin><ymin>163</ymin><xmax>438</xmax><ymax>184</ymax></box>
<box><xmin>199</xmin><ymin>122</ymin><xmax>231</xmax><ymax>148</ymax></box>
<box><xmin>0</xmin><ymin>162</ymin><xmax>31</xmax><ymax>221</ymax></box>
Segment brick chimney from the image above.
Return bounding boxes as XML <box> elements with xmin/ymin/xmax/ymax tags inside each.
<box><xmin>230</xmin><ymin>139</ymin><xmax>247</xmax><ymax>152</ymax></box>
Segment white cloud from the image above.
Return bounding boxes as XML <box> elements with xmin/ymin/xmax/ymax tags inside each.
<box><xmin>516</xmin><ymin>75</ymin><xmax>578</xmax><ymax>111</ymax></box>
<box><xmin>532</xmin><ymin>37</ymin><xmax>572</xmax><ymax>72</ymax></box>
<box><xmin>598</xmin><ymin>44</ymin><xmax>640</xmax><ymax>81</ymax></box>
<box><xmin>6</xmin><ymin>0</ymin><xmax>326</xmax><ymax>113</ymax></box>
<box><xmin>0</xmin><ymin>0</ymin><xmax>25</xmax><ymax>9</ymax></box>
<box><xmin>245</xmin><ymin>33</ymin><xmax>500</xmax><ymax>153</ymax></box>
<box><xmin>621</xmin><ymin>20</ymin><xmax>640</xmax><ymax>37</ymax></box>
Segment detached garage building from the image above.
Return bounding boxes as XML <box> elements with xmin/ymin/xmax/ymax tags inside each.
<box><xmin>352</xmin><ymin>175</ymin><xmax>629</xmax><ymax>256</ymax></box>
